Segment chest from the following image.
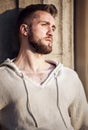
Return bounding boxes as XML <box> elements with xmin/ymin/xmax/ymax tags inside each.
<box><xmin>22</xmin><ymin>65</ymin><xmax>55</xmax><ymax>84</ymax></box>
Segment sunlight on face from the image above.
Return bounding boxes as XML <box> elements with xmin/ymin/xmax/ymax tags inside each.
<box><xmin>27</xmin><ymin>11</ymin><xmax>56</xmax><ymax>54</ymax></box>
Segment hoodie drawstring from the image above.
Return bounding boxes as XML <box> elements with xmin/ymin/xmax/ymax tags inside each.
<box><xmin>21</xmin><ymin>72</ymin><xmax>68</xmax><ymax>129</ymax></box>
<box><xmin>54</xmin><ymin>73</ymin><xmax>68</xmax><ymax>129</ymax></box>
<box><xmin>21</xmin><ymin>74</ymin><xmax>38</xmax><ymax>127</ymax></box>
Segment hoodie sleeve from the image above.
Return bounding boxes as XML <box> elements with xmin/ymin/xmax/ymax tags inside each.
<box><xmin>68</xmin><ymin>74</ymin><xmax>88</xmax><ymax>130</ymax></box>
<box><xmin>0</xmin><ymin>68</ymin><xmax>11</xmax><ymax>110</ymax></box>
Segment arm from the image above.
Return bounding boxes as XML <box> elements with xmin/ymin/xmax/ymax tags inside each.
<box><xmin>69</xmin><ymin>74</ymin><xmax>88</xmax><ymax>130</ymax></box>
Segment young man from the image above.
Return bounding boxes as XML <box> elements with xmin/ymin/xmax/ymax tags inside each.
<box><xmin>0</xmin><ymin>4</ymin><xmax>88</xmax><ymax>130</ymax></box>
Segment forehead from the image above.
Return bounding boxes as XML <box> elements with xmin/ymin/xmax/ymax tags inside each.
<box><xmin>31</xmin><ymin>11</ymin><xmax>55</xmax><ymax>24</ymax></box>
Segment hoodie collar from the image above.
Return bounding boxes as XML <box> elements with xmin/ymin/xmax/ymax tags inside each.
<box><xmin>0</xmin><ymin>58</ymin><xmax>63</xmax><ymax>78</ymax></box>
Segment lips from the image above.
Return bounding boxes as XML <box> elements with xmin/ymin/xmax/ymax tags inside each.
<box><xmin>45</xmin><ymin>37</ymin><xmax>53</xmax><ymax>42</ymax></box>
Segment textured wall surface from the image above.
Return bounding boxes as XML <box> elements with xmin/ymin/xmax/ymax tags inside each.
<box><xmin>75</xmin><ymin>0</ymin><xmax>88</xmax><ymax>101</ymax></box>
<box><xmin>0</xmin><ymin>0</ymin><xmax>74</xmax><ymax>68</ymax></box>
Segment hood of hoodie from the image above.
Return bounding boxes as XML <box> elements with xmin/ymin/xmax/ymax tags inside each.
<box><xmin>0</xmin><ymin>58</ymin><xmax>63</xmax><ymax>79</ymax></box>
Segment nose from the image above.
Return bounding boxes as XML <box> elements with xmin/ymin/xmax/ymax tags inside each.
<box><xmin>47</xmin><ymin>26</ymin><xmax>54</xmax><ymax>36</ymax></box>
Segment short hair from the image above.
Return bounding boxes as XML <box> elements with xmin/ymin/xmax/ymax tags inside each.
<box><xmin>17</xmin><ymin>4</ymin><xmax>58</xmax><ymax>33</ymax></box>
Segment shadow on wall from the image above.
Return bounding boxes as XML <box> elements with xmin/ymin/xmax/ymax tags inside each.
<box><xmin>0</xmin><ymin>9</ymin><xmax>21</xmax><ymax>63</ymax></box>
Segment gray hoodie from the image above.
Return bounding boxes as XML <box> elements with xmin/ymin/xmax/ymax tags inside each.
<box><xmin>0</xmin><ymin>59</ymin><xmax>88</xmax><ymax>130</ymax></box>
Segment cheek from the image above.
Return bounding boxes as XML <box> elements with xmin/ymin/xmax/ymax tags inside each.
<box><xmin>33</xmin><ymin>29</ymin><xmax>46</xmax><ymax>39</ymax></box>
<box><xmin>33</xmin><ymin>25</ymin><xmax>47</xmax><ymax>35</ymax></box>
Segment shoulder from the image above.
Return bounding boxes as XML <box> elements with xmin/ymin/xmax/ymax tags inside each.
<box><xmin>61</xmin><ymin>65</ymin><xmax>79</xmax><ymax>80</ymax></box>
<box><xmin>0</xmin><ymin>66</ymin><xmax>11</xmax><ymax>109</ymax></box>
<box><xmin>57</xmin><ymin>64</ymin><xmax>83</xmax><ymax>92</ymax></box>
<box><xmin>56</xmin><ymin>65</ymin><xmax>87</xmax><ymax>104</ymax></box>
<box><xmin>56</xmin><ymin>63</ymin><xmax>78</xmax><ymax>81</ymax></box>
<box><xmin>0</xmin><ymin>62</ymin><xmax>16</xmax><ymax>87</ymax></box>
<box><xmin>0</xmin><ymin>64</ymin><xmax>12</xmax><ymax>78</ymax></box>
<box><xmin>0</xmin><ymin>65</ymin><xmax>11</xmax><ymax>91</ymax></box>
<box><xmin>0</xmin><ymin>65</ymin><xmax>8</xmax><ymax>79</ymax></box>
<box><xmin>62</xmin><ymin>66</ymin><xmax>77</xmax><ymax>76</ymax></box>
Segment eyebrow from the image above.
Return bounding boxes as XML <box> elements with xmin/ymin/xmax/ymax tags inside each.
<box><xmin>39</xmin><ymin>20</ymin><xmax>56</xmax><ymax>30</ymax></box>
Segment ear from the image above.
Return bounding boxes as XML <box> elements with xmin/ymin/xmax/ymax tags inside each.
<box><xmin>20</xmin><ymin>24</ymin><xmax>29</xmax><ymax>36</ymax></box>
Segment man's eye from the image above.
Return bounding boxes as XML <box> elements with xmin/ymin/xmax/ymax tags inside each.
<box><xmin>40</xmin><ymin>22</ymin><xmax>51</xmax><ymax>27</ymax></box>
<box><xmin>41</xmin><ymin>23</ymin><xmax>47</xmax><ymax>26</ymax></box>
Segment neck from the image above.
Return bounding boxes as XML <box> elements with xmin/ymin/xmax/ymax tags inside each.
<box><xmin>14</xmin><ymin>48</ymin><xmax>47</xmax><ymax>73</ymax></box>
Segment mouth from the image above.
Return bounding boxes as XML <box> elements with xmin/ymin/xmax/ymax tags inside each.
<box><xmin>45</xmin><ymin>37</ymin><xmax>53</xmax><ymax>43</ymax></box>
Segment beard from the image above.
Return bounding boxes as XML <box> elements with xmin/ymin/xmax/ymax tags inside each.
<box><xmin>28</xmin><ymin>30</ymin><xmax>53</xmax><ymax>54</ymax></box>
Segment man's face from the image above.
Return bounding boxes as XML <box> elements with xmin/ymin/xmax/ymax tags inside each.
<box><xmin>27</xmin><ymin>11</ymin><xmax>56</xmax><ymax>54</ymax></box>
